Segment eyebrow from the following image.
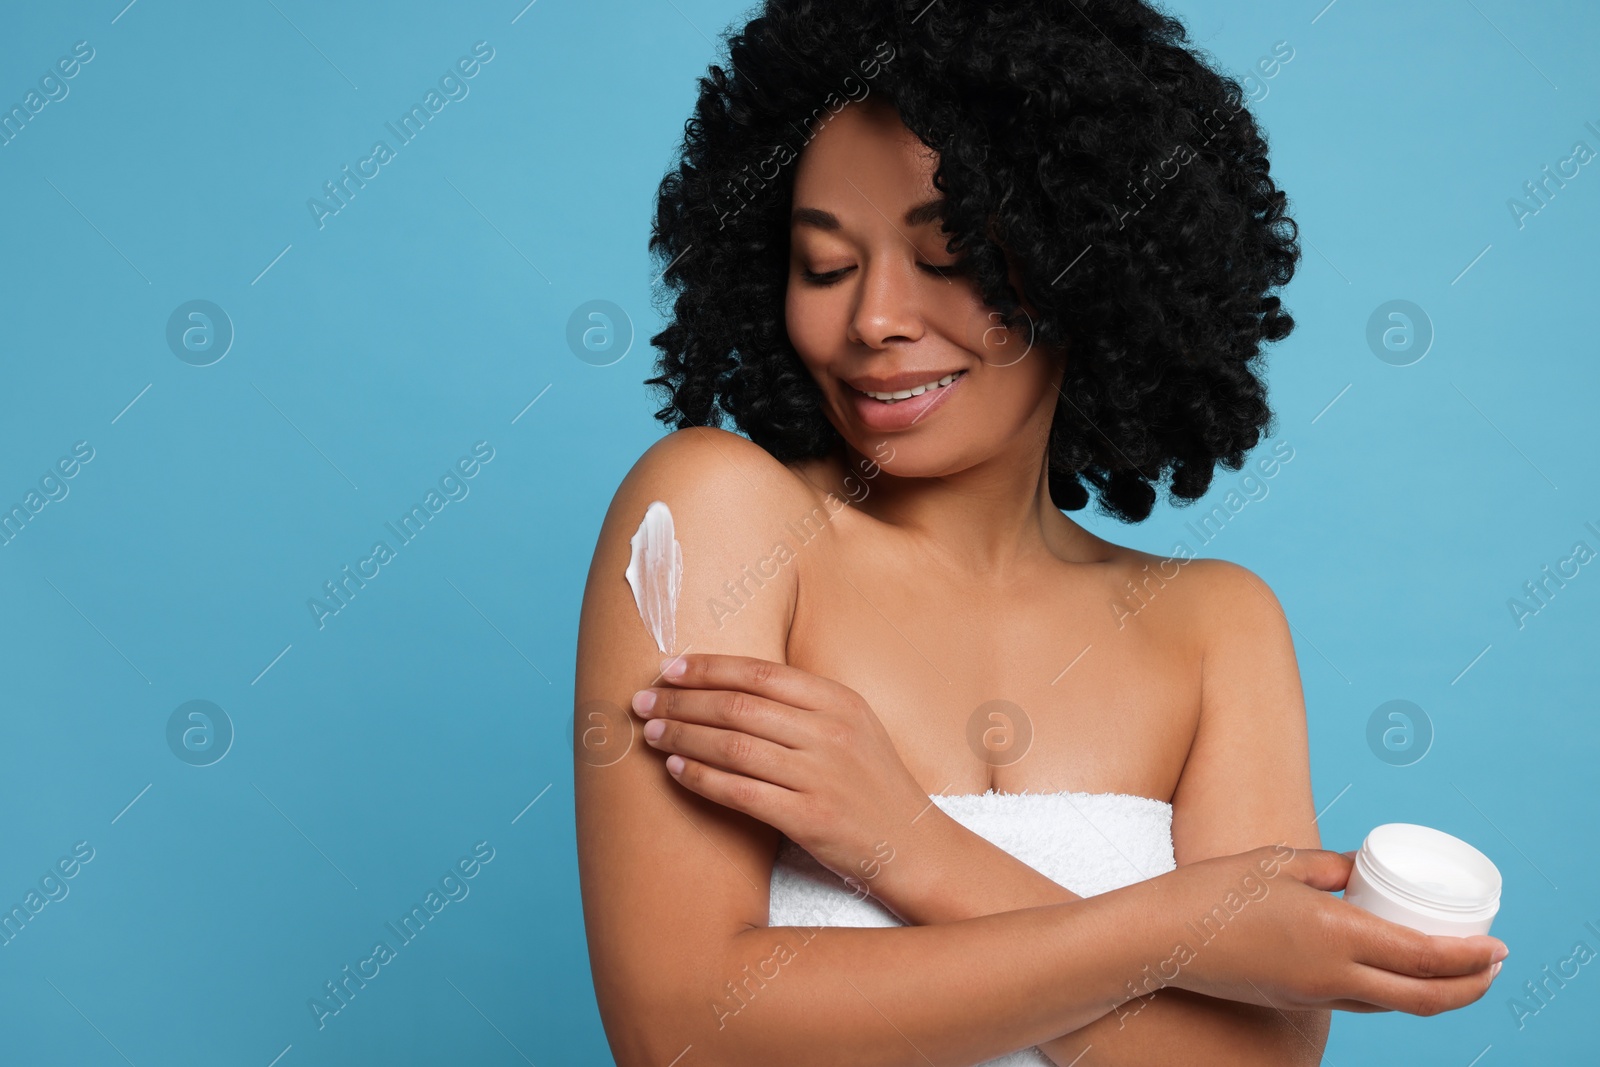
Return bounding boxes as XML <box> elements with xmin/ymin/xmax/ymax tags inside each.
<box><xmin>791</xmin><ymin>196</ymin><xmax>947</xmax><ymax>231</ymax></box>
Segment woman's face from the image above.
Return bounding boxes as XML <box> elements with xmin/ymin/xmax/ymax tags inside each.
<box><xmin>785</xmin><ymin>98</ymin><xmax>1063</xmax><ymax>479</ymax></box>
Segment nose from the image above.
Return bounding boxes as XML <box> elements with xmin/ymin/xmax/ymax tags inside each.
<box><xmin>847</xmin><ymin>255</ymin><xmax>925</xmax><ymax>349</ymax></box>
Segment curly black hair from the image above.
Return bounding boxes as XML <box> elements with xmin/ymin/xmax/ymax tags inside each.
<box><xmin>645</xmin><ymin>0</ymin><xmax>1299</xmax><ymax>523</ymax></box>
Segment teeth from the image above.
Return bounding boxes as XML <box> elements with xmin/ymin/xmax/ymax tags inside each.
<box><xmin>860</xmin><ymin>372</ymin><xmax>961</xmax><ymax>403</ymax></box>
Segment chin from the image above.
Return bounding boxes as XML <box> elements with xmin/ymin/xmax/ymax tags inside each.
<box><xmin>842</xmin><ymin>432</ymin><xmax>987</xmax><ymax>480</ymax></box>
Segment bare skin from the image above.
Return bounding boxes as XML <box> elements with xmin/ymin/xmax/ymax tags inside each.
<box><xmin>574</xmin><ymin>98</ymin><xmax>1506</xmax><ymax>1066</ymax></box>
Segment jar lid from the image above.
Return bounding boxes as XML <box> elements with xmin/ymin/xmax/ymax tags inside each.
<box><xmin>1360</xmin><ymin>823</ymin><xmax>1502</xmax><ymax>913</ymax></box>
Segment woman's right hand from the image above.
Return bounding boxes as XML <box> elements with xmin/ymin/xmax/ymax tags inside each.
<box><xmin>1138</xmin><ymin>844</ymin><xmax>1506</xmax><ymax>1015</ymax></box>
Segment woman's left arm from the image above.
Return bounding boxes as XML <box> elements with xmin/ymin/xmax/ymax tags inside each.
<box><xmin>1029</xmin><ymin>559</ymin><xmax>1332</xmax><ymax>1065</ymax></box>
<box><xmin>637</xmin><ymin>559</ymin><xmax>1330</xmax><ymax>1066</ymax></box>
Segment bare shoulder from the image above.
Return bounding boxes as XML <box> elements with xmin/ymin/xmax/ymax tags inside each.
<box><xmin>613</xmin><ymin>425</ymin><xmax>819</xmax><ymax>527</ymax></box>
<box><xmin>1177</xmin><ymin>555</ymin><xmax>1287</xmax><ymax>622</ymax></box>
<box><xmin>1169</xmin><ymin>556</ymin><xmax>1302</xmax><ymax>711</ymax></box>
<box><xmin>1105</xmin><ymin>537</ymin><xmax>1290</xmax><ymax>645</ymax></box>
<box><xmin>593</xmin><ymin>426</ymin><xmax>821</xmax><ymax>635</ymax></box>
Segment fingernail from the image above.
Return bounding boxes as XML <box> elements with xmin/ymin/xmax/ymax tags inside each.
<box><xmin>1491</xmin><ymin>961</ymin><xmax>1502</xmax><ymax>979</ymax></box>
<box><xmin>643</xmin><ymin>718</ymin><xmax>666</xmax><ymax>740</ymax></box>
<box><xmin>666</xmin><ymin>754</ymin><xmax>685</xmax><ymax>774</ymax></box>
<box><xmin>1492</xmin><ymin>944</ymin><xmax>1509</xmax><ymax>964</ymax></box>
<box><xmin>632</xmin><ymin>690</ymin><xmax>657</xmax><ymax>715</ymax></box>
<box><xmin>661</xmin><ymin>656</ymin><xmax>686</xmax><ymax>680</ymax></box>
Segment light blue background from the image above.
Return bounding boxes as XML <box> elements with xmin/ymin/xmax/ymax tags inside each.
<box><xmin>1</xmin><ymin>0</ymin><xmax>1594</xmax><ymax>1063</ymax></box>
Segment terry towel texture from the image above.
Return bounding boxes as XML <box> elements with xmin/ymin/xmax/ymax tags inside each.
<box><xmin>766</xmin><ymin>790</ymin><xmax>1177</xmax><ymax>1066</ymax></box>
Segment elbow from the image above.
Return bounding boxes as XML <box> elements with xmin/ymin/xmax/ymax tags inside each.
<box><xmin>600</xmin><ymin>940</ymin><xmax>786</xmax><ymax>1067</ymax></box>
<box><xmin>1259</xmin><ymin>1008</ymin><xmax>1329</xmax><ymax>1067</ymax></box>
<box><xmin>598</xmin><ymin>976</ymin><xmax>736</xmax><ymax>1067</ymax></box>
<box><xmin>597</xmin><ymin>986</ymin><xmax>697</xmax><ymax>1067</ymax></box>
<box><xmin>609</xmin><ymin>1028</ymin><xmax>680</xmax><ymax>1067</ymax></box>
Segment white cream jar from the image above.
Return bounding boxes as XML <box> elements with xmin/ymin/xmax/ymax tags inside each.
<box><xmin>1342</xmin><ymin>823</ymin><xmax>1502</xmax><ymax>937</ymax></box>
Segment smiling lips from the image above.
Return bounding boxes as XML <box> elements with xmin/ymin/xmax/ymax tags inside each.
<box><xmin>845</xmin><ymin>369</ymin><xmax>966</xmax><ymax>430</ymax></box>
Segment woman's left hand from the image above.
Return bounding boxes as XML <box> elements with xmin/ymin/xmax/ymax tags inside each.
<box><xmin>632</xmin><ymin>652</ymin><xmax>935</xmax><ymax>889</ymax></box>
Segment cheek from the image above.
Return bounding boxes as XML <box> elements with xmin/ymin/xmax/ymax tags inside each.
<box><xmin>962</xmin><ymin>328</ymin><xmax>1061</xmax><ymax>423</ymax></box>
<box><xmin>975</xmin><ymin>362</ymin><xmax>1051</xmax><ymax>423</ymax></box>
<box><xmin>783</xmin><ymin>284</ymin><xmax>805</xmax><ymax>342</ymax></box>
<box><xmin>978</xmin><ymin>313</ymin><xmax>1035</xmax><ymax>367</ymax></box>
<box><xmin>937</xmin><ymin>295</ymin><xmax>1031</xmax><ymax>368</ymax></box>
<box><xmin>785</xmin><ymin>285</ymin><xmax>838</xmax><ymax>366</ymax></box>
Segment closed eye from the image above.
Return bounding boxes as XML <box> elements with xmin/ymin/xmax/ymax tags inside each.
<box><xmin>920</xmin><ymin>259</ymin><xmax>970</xmax><ymax>280</ymax></box>
<box><xmin>800</xmin><ymin>266</ymin><xmax>853</xmax><ymax>286</ymax></box>
<box><xmin>798</xmin><ymin>261</ymin><xmax>969</xmax><ymax>287</ymax></box>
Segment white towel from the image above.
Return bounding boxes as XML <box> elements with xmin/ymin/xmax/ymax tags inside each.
<box><xmin>766</xmin><ymin>790</ymin><xmax>1177</xmax><ymax>1065</ymax></box>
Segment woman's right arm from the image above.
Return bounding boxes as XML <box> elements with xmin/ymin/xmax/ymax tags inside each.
<box><xmin>575</xmin><ymin>428</ymin><xmax>1504</xmax><ymax>1067</ymax></box>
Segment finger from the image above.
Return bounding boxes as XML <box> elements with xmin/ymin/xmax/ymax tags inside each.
<box><xmin>645</xmin><ymin>718</ymin><xmax>807</xmax><ymax>789</ymax></box>
<box><xmin>661</xmin><ymin>652</ymin><xmax>833</xmax><ymax>709</ymax></box>
<box><xmin>1347</xmin><ymin>911</ymin><xmax>1506</xmax><ymax>978</ymax></box>
<box><xmin>1343</xmin><ymin>961</ymin><xmax>1500</xmax><ymax>1016</ymax></box>
<box><xmin>1321</xmin><ymin>999</ymin><xmax>1392</xmax><ymax>1014</ymax></box>
<box><xmin>664</xmin><ymin>752</ymin><xmax>796</xmax><ymax>826</ymax></box>
<box><xmin>1276</xmin><ymin>847</ymin><xmax>1354</xmax><ymax>892</ymax></box>
<box><xmin>637</xmin><ymin>686</ymin><xmax>811</xmax><ymax>748</ymax></box>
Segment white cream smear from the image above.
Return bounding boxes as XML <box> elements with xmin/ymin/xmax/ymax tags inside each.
<box><xmin>623</xmin><ymin>500</ymin><xmax>683</xmax><ymax>654</ymax></box>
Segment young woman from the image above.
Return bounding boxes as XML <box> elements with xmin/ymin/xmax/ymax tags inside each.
<box><xmin>575</xmin><ymin>2</ymin><xmax>1506</xmax><ymax>1063</ymax></box>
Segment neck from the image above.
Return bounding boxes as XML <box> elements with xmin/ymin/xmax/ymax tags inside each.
<box><xmin>831</xmin><ymin>422</ymin><xmax>1087</xmax><ymax>576</ymax></box>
